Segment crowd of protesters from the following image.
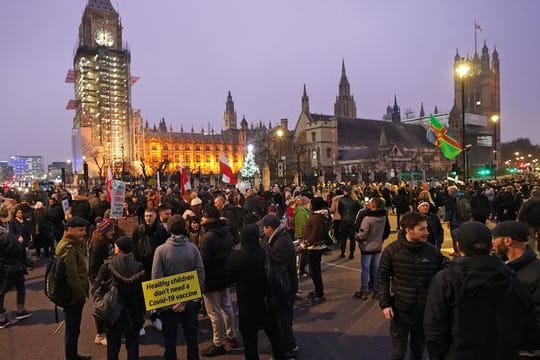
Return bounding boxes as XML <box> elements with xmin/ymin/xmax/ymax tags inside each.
<box><xmin>0</xmin><ymin>174</ymin><xmax>539</xmax><ymax>359</ymax></box>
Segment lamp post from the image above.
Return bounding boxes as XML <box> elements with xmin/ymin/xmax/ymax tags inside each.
<box><xmin>276</xmin><ymin>128</ymin><xmax>284</xmax><ymax>180</ymax></box>
<box><xmin>121</xmin><ymin>144</ymin><xmax>125</xmax><ymax>181</ymax></box>
<box><xmin>456</xmin><ymin>62</ymin><xmax>470</xmax><ymax>183</ymax></box>
<box><xmin>491</xmin><ymin>114</ymin><xmax>499</xmax><ymax>175</ymax></box>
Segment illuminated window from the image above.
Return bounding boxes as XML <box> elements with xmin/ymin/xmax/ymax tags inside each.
<box><xmin>312</xmin><ymin>150</ymin><xmax>317</xmax><ymax>160</ymax></box>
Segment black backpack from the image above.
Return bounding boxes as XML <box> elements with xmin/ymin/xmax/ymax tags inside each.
<box><xmin>44</xmin><ymin>249</ymin><xmax>73</xmax><ymax>308</ymax></box>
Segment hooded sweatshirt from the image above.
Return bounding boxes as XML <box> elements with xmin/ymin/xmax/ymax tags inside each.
<box><xmin>356</xmin><ymin>209</ymin><xmax>388</xmax><ymax>253</ymax></box>
<box><xmin>152</xmin><ymin>234</ymin><xmax>205</xmax><ymax>291</ymax></box>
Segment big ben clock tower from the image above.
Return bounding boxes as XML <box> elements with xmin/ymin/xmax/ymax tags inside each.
<box><xmin>72</xmin><ymin>0</ymin><xmax>133</xmax><ymax>176</ymax></box>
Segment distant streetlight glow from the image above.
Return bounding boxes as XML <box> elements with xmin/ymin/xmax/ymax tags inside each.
<box><xmin>456</xmin><ymin>63</ymin><xmax>471</xmax><ymax>78</ymax></box>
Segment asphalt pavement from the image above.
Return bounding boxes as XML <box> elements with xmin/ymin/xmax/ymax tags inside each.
<box><xmin>0</xmin><ymin>213</ymin><xmax>451</xmax><ymax>359</ymax></box>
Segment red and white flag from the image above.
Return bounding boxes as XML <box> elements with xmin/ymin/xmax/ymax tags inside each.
<box><xmin>65</xmin><ymin>69</ymin><xmax>76</xmax><ymax>83</ymax></box>
<box><xmin>106</xmin><ymin>166</ymin><xmax>113</xmax><ymax>202</ymax></box>
<box><xmin>219</xmin><ymin>153</ymin><xmax>237</xmax><ymax>185</ymax></box>
<box><xmin>130</xmin><ymin>76</ymin><xmax>140</xmax><ymax>85</ymax></box>
<box><xmin>65</xmin><ymin>99</ymin><xmax>78</xmax><ymax>110</ymax></box>
<box><xmin>180</xmin><ymin>167</ymin><xmax>191</xmax><ymax>194</ymax></box>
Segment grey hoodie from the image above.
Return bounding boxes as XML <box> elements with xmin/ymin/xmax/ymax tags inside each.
<box><xmin>152</xmin><ymin>234</ymin><xmax>205</xmax><ymax>288</ymax></box>
<box><xmin>356</xmin><ymin>212</ymin><xmax>387</xmax><ymax>253</ymax></box>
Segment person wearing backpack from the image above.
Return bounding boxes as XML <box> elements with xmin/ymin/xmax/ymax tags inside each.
<box><xmin>55</xmin><ymin>216</ymin><xmax>92</xmax><ymax>360</ymax></box>
<box><xmin>424</xmin><ymin>221</ymin><xmax>536</xmax><ymax>360</ymax></box>
<box><xmin>518</xmin><ymin>188</ymin><xmax>540</xmax><ymax>254</ymax></box>
<box><xmin>92</xmin><ymin>236</ymin><xmax>146</xmax><ymax>360</ymax></box>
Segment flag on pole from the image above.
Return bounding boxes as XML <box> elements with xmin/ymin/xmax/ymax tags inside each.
<box><xmin>130</xmin><ymin>76</ymin><xmax>140</xmax><ymax>85</ymax></box>
<box><xmin>65</xmin><ymin>69</ymin><xmax>76</xmax><ymax>83</ymax></box>
<box><xmin>106</xmin><ymin>166</ymin><xmax>113</xmax><ymax>202</ymax></box>
<box><xmin>180</xmin><ymin>167</ymin><xmax>191</xmax><ymax>195</ymax></box>
<box><xmin>475</xmin><ymin>22</ymin><xmax>482</xmax><ymax>31</ymax></box>
<box><xmin>65</xmin><ymin>99</ymin><xmax>79</xmax><ymax>110</ymax></box>
<box><xmin>427</xmin><ymin>115</ymin><xmax>462</xmax><ymax>160</ymax></box>
<box><xmin>219</xmin><ymin>153</ymin><xmax>237</xmax><ymax>184</ymax></box>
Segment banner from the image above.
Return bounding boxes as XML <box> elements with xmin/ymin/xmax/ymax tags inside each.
<box><xmin>109</xmin><ymin>180</ymin><xmax>126</xmax><ymax>219</ymax></box>
<box><xmin>141</xmin><ymin>271</ymin><xmax>202</xmax><ymax>311</ymax></box>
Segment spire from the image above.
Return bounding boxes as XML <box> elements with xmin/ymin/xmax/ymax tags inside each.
<box><xmin>391</xmin><ymin>94</ymin><xmax>401</xmax><ymax>123</ymax></box>
<box><xmin>454</xmin><ymin>48</ymin><xmax>461</xmax><ymax>62</ymax></box>
<box><xmin>224</xmin><ymin>90</ymin><xmax>237</xmax><ymax>130</ymax></box>
<box><xmin>301</xmin><ymin>84</ymin><xmax>310</xmax><ymax>113</ymax></box>
<box><xmin>420</xmin><ymin>102</ymin><xmax>425</xmax><ymax>117</ymax></box>
<box><xmin>86</xmin><ymin>0</ymin><xmax>116</xmax><ymax>13</ymax></box>
<box><xmin>434</xmin><ymin>105</ymin><xmax>439</xmax><ymax>114</ymax></box>
<box><xmin>334</xmin><ymin>59</ymin><xmax>357</xmax><ymax>118</ymax></box>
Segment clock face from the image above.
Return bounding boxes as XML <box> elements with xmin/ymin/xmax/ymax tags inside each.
<box><xmin>94</xmin><ymin>28</ymin><xmax>114</xmax><ymax>47</ymax></box>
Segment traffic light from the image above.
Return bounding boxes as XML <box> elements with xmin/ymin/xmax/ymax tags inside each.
<box><xmin>477</xmin><ymin>166</ymin><xmax>492</xmax><ymax>177</ymax></box>
<box><xmin>451</xmin><ymin>163</ymin><xmax>458</xmax><ymax>176</ymax></box>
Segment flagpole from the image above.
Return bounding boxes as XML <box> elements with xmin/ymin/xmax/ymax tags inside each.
<box><xmin>474</xmin><ymin>21</ymin><xmax>477</xmax><ymax>55</ymax></box>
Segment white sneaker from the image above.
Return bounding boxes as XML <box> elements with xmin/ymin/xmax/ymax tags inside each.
<box><xmin>152</xmin><ymin>318</ymin><xmax>162</xmax><ymax>331</ymax></box>
<box><xmin>139</xmin><ymin>327</ymin><xmax>146</xmax><ymax>336</ymax></box>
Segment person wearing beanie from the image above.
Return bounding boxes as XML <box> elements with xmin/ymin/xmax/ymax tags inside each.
<box><xmin>417</xmin><ymin>201</ymin><xmax>444</xmax><ymax>249</ymax></box>
<box><xmin>88</xmin><ymin>217</ymin><xmax>116</xmax><ymax>346</ymax></box>
<box><xmin>227</xmin><ymin>224</ymin><xmax>285</xmax><ymax>360</ymax></box>
<box><xmin>492</xmin><ymin>220</ymin><xmax>540</xmax><ymax>358</ymax></box>
<box><xmin>517</xmin><ymin>188</ymin><xmax>540</xmax><ymax>255</ymax></box>
<box><xmin>55</xmin><ymin>216</ymin><xmax>91</xmax><ymax>360</ymax></box>
<box><xmin>186</xmin><ymin>216</ymin><xmax>204</xmax><ymax>249</ymax></box>
<box><xmin>200</xmin><ymin>206</ymin><xmax>238</xmax><ymax>357</ymax></box>
<box><xmin>92</xmin><ymin>235</ymin><xmax>146</xmax><ymax>360</ymax></box>
<box><xmin>424</xmin><ymin>221</ymin><xmax>535</xmax><ymax>360</ymax></box>
<box><xmin>261</xmin><ymin>213</ymin><xmax>299</xmax><ymax>358</ymax></box>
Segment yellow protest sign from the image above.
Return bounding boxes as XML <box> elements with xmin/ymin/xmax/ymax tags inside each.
<box><xmin>141</xmin><ymin>270</ymin><xmax>201</xmax><ymax>311</ymax></box>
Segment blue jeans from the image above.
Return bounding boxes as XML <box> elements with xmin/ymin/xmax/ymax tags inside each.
<box><xmin>360</xmin><ymin>252</ymin><xmax>381</xmax><ymax>292</ymax></box>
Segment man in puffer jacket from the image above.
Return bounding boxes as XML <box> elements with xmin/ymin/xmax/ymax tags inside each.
<box><xmin>378</xmin><ymin>212</ymin><xmax>444</xmax><ymax>360</ymax></box>
<box><xmin>354</xmin><ymin>197</ymin><xmax>390</xmax><ymax>300</ymax></box>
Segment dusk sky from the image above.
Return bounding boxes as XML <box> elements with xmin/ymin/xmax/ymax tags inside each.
<box><xmin>1</xmin><ymin>0</ymin><xmax>539</xmax><ymax>164</ymax></box>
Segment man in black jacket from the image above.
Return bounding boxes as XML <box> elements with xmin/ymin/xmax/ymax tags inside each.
<box><xmin>338</xmin><ymin>186</ymin><xmax>361</xmax><ymax>259</ymax></box>
<box><xmin>492</xmin><ymin>220</ymin><xmax>540</xmax><ymax>358</ymax></box>
<box><xmin>132</xmin><ymin>208</ymin><xmax>169</xmax><ymax>333</ymax></box>
<box><xmin>92</xmin><ymin>236</ymin><xmax>146</xmax><ymax>360</ymax></box>
<box><xmin>378</xmin><ymin>212</ymin><xmax>444</xmax><ymax>360</ymax></box>
<box><xmin>424</xmin><ymin>221</ymin><xmax>535</xmax><ymax>360</ymax></box>
<box><xmin>200</xmin><ymin>206</ymin><xmax>237</xmax><ymax>357</ymax></box>
<box><xmin>262</xmin><ymin>214</ymin><xmax>299</xmax><ymax>359</ymax></box>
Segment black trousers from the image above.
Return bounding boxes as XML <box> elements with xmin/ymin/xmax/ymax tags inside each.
<box><xmin>240</xmin><ymin>310</ymin><xmax>285</xmax><ymax>360</ymax></box>
<box><xmin>339</xmin><ymin>221</ymin><xmax>356</xmax><ymax>255</ymax></box>
<box><xmin>0</xmin><ymin>274</ymin><xmax>25</xmax><ymax>313</ymax></box>
<box><xmin>272</xmin><ymin>294</ymin><xmax>297</xmax><ymax>355</ymax></box>
<box><xmin>161</xmin><ymin>303</ymin><xmax>199</xmax><ymax>360</ymax></box>
<box><xmin>64</xmin><ymin>302</ymin><xmax>85</xmax><ymax>360</ymax></box>
<box><xmin>308</xmin><ymin>250</ymin><xmax>324</xmax><ymax>297</ymax></box>
<box><xmin>389</xmin><ymin>318</ymin><xmax>425</xmax><ymax>360</ymax></box>
<box><xmin>106</xmin><ymin>313</ymin><xmax>141</xmax><ymax>360</ymax></box>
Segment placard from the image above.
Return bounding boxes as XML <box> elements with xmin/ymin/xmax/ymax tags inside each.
<box><xmin>141</xmin><ymin>271</ymin><xmax>201</xmax><ymax>311</ymax></box>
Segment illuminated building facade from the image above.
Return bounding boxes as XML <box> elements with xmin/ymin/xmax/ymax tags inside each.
<box><xmin>71</xmin><ymin>0</ymin><xmax>133</xmax><ymax>176</ymax></box>
<box><xmin>135</xmin><ymin>92</ymin><xmax>252</xmax><ymax>177</ymax></box>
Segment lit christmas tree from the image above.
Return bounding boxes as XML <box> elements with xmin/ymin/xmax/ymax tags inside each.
<box><xmin>240</xmin><ymin>144</ymin><xmax>259</xmax><ymax>185</ymax></box>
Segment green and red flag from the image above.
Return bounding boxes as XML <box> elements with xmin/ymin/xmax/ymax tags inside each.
<box><xmin>426</xmin><ymin>115</ymin><xmax>462</xmax><ymax>160</ymax></box>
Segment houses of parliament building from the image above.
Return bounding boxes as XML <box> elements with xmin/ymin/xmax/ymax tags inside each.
<box><xmin>69</xmin><ymin>0</ymin><xmax>501</xmax><ymax>184</ymax></box>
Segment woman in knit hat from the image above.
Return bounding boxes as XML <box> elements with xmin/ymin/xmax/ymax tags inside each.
<box><xmin>88</xmin><ymin>217</ymin><xmax>115</xmax><ymax>346</ymax></box>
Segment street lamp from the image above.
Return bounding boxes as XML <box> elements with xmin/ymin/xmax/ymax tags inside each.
<box><xmin>276</xmin><ymin>128</ymin><xmax>284</xmax><ymax>180</ymax></box>
<box><xmin>121</xmin><ymin>144</ymin><xmax>125</xmax><ymax>181</ymax></box>
<box><xmin>456</xmin><ymin>62</ymin><xmax>470</xmax><ymax>183</ymax></box>
<box><xmin>491</xmin><ymin>114</ymin><xmax>499</xmax><ymax>174</ymax></box>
